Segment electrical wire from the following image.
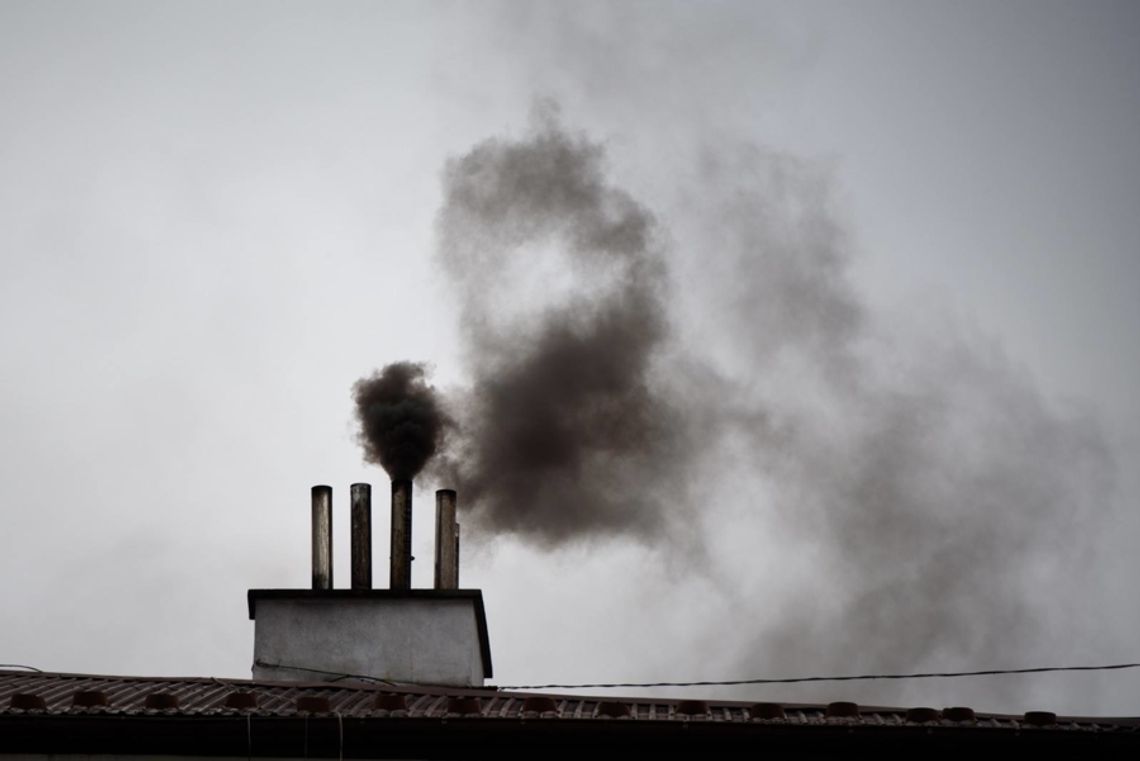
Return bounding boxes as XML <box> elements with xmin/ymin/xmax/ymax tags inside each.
<box><xmin>253</xmin><ymin>659</ymin><xmax>398</xmax><ymax>687</ymax></box>
<box><xmin>495</xmin><ymin>661</ymin><xmax>1140</xmax><ymax>690</ymax></box>
<box><xmin>9</xmin><ymin>657</ymin><xmax>1129</xmax><ymax>694</ymax></box>
<box><xmin>253</xmin><ymin>657</ymin><xmax>1140</xmax><ymax>691</ymax></box>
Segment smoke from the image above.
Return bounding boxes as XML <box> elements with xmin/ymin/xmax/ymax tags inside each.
<box><xmin>432</xmin><ymin>110</ymin><xmax>1115</xmax><ymax>702</ymax></box>
<box><xmin>668</xmin><ymin>146</ymin><xmax>1112</xmax><ymax>704</ymax></box>
<box><xmin>353</xmin><ymin>361</ymin><xmax>448</xmax><ymax>481</ymax></box>
<box><xmin>432</xmin><ymin>107</ymin><xmax>691</xmax><ymax>545</ymax></box>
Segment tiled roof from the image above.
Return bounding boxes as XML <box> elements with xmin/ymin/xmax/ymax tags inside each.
<box><xmin>0</xmin><ymin>669</ymin><xmax>1133</xmax><ymax>729</ymax></box>
<box><xmin>3</xmin><ymin>669</ymin><xmax>1137</xmax><ymax>756</ymax></box>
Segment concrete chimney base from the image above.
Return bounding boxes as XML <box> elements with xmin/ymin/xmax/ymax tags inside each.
<box><xmin>247</xmin><ymin>589</ymin><xmax>492</xmax><ymax>687</ymax></box>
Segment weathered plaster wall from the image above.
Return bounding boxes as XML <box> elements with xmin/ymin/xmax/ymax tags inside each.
<box><xmin>252</xmin><ymin>596</ymin><xmax>484</xmax><ymax>687</ymax></box>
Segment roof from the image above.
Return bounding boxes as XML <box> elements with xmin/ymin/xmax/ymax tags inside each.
<box><xmin>2</xmin><ymin>669</ymin><xmax>1137</xmax><ymax>757</ymax></box>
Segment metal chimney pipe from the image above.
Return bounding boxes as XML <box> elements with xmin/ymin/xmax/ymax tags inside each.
<box><xmin>389</xmin><ymin>479</ymin><xmax>413</xmax><ymax>590</ymax></box>
<box><xmin>434</xmin><ymin>489</ymin><xmax>459</xmax><ymax>590</ymax></box>
<box><xmin>350</xmin><ymin>483</ymin><xmax>372</xmax><ymax>590</ymax></box>
<box><xmin>311</xmin><ymin>485</ymin><xmax>333</xmax><ymax>590</ymax></box>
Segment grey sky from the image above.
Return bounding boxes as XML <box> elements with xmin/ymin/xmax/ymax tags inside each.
<box><xmin>1</xmin><ymin>1</ymin><xmax>1138</xmax><ymax>715</ymax></box>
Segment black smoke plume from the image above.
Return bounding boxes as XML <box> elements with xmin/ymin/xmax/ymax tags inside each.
<box><xmin>353</xmin><ymin>362</ymin><xmax>447</xmax><ymax>481</ymax></box>
<box><xmin>433</xmin><ymin>110</ymin><xmax>690</xmax><ymax>545</ymax></box>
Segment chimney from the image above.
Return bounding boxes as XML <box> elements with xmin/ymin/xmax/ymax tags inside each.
<box><xmin>350</xmin><ymin>483</ymin><xmax>371</xmax><ymax>589</ymax></box>
<box><xmin>389</xmin><ymin>479</ymin><xmax>412</xmax><ymax>589</ymax></box>
<box><xmin>434</xmin><ymin>489</ymin><xmax>459</xmax><ymax>590</ymax></box>
<box><xmin>311</xmin><ymin>485</ymin><xmax>332</xmax><ymax>590</ymax></box>
<box><xmin>248</xmin><ymin>483</ymin><xmax>491</xmax><ymax>687</ymax></box>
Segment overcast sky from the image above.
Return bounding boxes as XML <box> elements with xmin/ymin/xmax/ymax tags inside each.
<box><xmin>2</xmin><ymin>1</ymin><xmax>1138</xmax><ymax>716</ymax></box>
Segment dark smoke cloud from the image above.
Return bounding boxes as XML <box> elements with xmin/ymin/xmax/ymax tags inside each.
<box><xmin>433</xmin><ymin>108</ymin><xmax>691</xmax><ymax>545</ymax></box>
<box><xmin>433</xmin><ymin>111</ymin><xmax>1114</xmax><ymax>706</ymax></box>
<box><xmin>353</xmin><ymin>362</ymin><xmax>447</xmax><ymax>481</ymax></box>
